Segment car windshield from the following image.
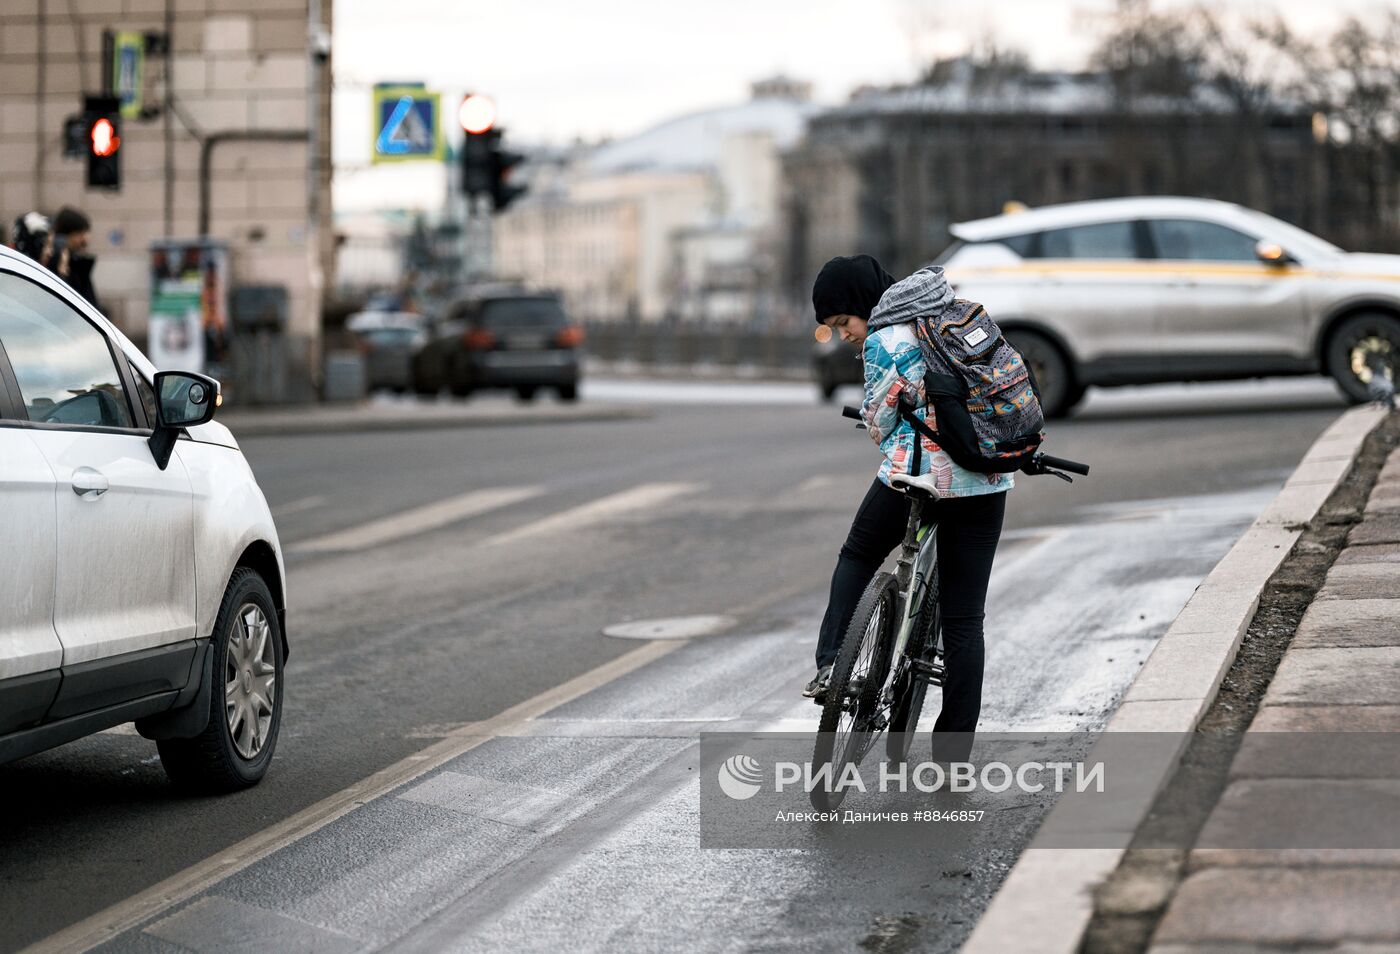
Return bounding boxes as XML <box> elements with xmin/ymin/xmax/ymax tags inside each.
<box><xmin>1241</xmin><ymin>210</ymin><xmax>1345</xmax><ymax>258</ymax></box>
<box><xmin>932</xmin><ymin>241</ymin><xmax>964</xmax><ymax>265</ymax></box>
<box><xmin>480</xmin><ymin>298</ymin><xmax>566</xmax><ymax>330</ymax></box>
<box><xmin>359</xmin><ymin>328</ymin><xmax>419</xmax><ymax>346</ymax></box>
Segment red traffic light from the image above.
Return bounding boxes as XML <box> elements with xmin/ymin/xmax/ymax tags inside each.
<box><xmin>459</xmin><ymin>94</ymin><xmax>496</xmax><ymax>135</ymax></box>
<box><xmin>91</xmin><ymin>117</ymin><xmax>120</xmax><ymax>157</ymax></box>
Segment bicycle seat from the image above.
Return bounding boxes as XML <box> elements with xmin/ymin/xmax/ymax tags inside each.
<box><xmin>889</xmin><ymin>472</ymin><xmax>941</xmax><ymax>499</ymax></box>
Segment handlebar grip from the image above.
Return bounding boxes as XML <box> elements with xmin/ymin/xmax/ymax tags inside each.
<box><xmin>841</xmin><ymin>406</ymin><xmax>863</xmax><ymax>421</ymax></box>
<box><xmin>1038</xmin><ymin>454</ymin><xmax>1090</xmax><ymax>476</ymax></box>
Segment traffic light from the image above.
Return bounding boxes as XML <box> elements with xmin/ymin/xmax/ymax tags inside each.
<box><xmin>84</xmin><ymin>95</ymin><xmax>121</xmax><ymax>190</ymax></box>
<box><xmin>459</xmin><ymin>92</ymin><xmax>495</xmax><ymax>197</ymax></box>
<box><xmin>460</xmin><ymin>130</ymin><xmax>494</xmax><ymax>197</ymax></box>
<box><xmin>457</xmin><ymin>94</ymin><xmax>526</xmax><ymax>213</ymax></box>
<box><xmin>489</xmin><ymin>135</ymin><xmax>525</xmax><ymax>213</ymax></box>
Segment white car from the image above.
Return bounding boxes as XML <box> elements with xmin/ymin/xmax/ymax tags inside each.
<box><xmin>0</xmin><ymin>245</ymin><xmax>287</xmax><ymax>792</ymax></box>
<box><xmin>941</xmin><ymin>196</ymin><xmax>1400</xmax><ymax>415</ymax></box>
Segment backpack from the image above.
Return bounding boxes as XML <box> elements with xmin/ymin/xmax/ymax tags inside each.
<box><xmin>908</xmin><ymin>299</ymin><xmax>1045</xmax><ymax>474</ymax></box>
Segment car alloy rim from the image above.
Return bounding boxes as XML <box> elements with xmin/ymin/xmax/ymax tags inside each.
<box><xmin>225</xmin><ymin>603</ymin><xmax>276</xmax><ymax>760</ymax></box>
<box><xmin>1350</xmin><ymin>334</ymin><xmax>1396</xmax><ymax>385</ymax></box>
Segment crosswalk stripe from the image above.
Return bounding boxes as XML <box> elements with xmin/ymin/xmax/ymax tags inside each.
<box><xmin>479</xmin><ymin>482</ymin><xmax>703</xmax><ymax>548</ymax></box>
<box><xmin>290</xmin><ymin>486</ymin><xmax>542</xmax><ymax>553</ymax></box>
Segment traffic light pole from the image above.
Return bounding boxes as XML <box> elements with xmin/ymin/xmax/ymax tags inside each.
<box><xmin>455</xmin><ymin>95</ymin><xmax>524</xmax><ymax>282</ymax></box>
<box><xmin>461</xmin><ymin>192</ymin><xmax>493</xmax><ymax>282</ymax></box>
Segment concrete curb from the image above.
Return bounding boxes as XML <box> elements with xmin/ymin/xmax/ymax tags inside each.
<box><xmin>961</xmin><ymin>405</ymin><xmax>1388</xmax><ymax>954</ymax></box>
<box><xmin>217</xmin><ymin>404</ymin><xmax>649</xmax><ymax>438</ymax></box>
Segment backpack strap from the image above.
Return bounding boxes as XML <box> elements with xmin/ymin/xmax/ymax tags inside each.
<box><xmin>897</xmin><ymin>401</ymin><xmax>941</xmax><ymax>479</ymax></box>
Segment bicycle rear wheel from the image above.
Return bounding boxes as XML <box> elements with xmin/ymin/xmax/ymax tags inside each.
<box><xmin>811</xmin><ymin>572</ymin><xmax>897</xmax><ymax>811</ymax></box>
<box><xmin>887</xmin><ymin>562</ymin><xmax>941</xmax><ymax>763</ymax></box>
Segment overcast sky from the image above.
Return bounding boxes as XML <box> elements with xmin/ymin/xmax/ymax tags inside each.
<box><xmin>331</xmin><ymin>0</ymin><xmax>1394</xmax><ymax>212</ymax></box>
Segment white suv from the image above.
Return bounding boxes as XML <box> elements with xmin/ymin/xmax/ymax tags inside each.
<box><xmin>0</xmin><ymin>245</ymin><xmax>287</xmax><ymax>792</ymax></box>
<box><xmin>942</xmin><ymin>196</ymin><xmax>1400</xmax><ymax>415</ymax></box>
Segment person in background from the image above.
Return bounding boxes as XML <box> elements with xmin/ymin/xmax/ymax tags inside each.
<box><xmin>49</xmin><ymin>206</ymin><xmax>100</xmax><ymax>309</ymax></box>
<box><xmin>10</xmin><ymin>211</ymin><xmax>52</xmax><ymax>264</ymax></box>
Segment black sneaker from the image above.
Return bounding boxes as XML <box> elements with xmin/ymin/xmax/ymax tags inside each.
<box><xmin>802</xmin><ymin>665</ymin><xmax>833</xmax><ymax>701</ymax></box>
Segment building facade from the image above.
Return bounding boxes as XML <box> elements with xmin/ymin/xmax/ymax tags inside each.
<box><xmin>0</xmin><ymin>0</ymin><xmax>333</xmax><ymax>403</ymax></box>
<box><xmin>781</xmin><ymin>63</ymin><xmax>1326</xmax><ymax>299</ymax></box>
<box><xmin>494</xmin><ymin>79</ymin><xmax>814</xmax><ymax>326</ymax></box>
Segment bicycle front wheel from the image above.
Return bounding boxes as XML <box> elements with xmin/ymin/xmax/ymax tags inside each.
<box><xmin>811</xmin><ymin>572</ymin><xmax>897</xmax><ymax>811</ymax></box>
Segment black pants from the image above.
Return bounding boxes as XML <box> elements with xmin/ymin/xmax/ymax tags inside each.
<box><xmin>816</xmin><ymin>479</ymin><xmax>1007</xmax><ymax>735</ymax></box>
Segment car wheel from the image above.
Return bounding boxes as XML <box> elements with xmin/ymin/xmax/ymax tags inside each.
<box><xmin>1009</xmin><ymin>331</ymin><xmax>1075</xmax><ymax>419</ymax></box>
<box><xmin>557</xmin><ymin>383</ymin><xmax>579</xmax><ymax>402</ymax></box>
<box><xmin>1325</xmin><ymin>312</ymin><xmax>1400</xmax><ymax>404</ymax></box>
<box><xmin>515</xmin><ymin>386</ymin><xmax>538</xmax><ymax>402</ymax></box>
<box><xmin>157</xmin><ymin>568</ymin><xmax>283</xmax><ymax>793</ymax></box>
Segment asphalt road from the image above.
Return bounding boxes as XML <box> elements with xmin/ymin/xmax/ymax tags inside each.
<box><xmin>0</xmin><ymin>377</ymin><xmax>1349</xmax><ymax>952</ymax></box>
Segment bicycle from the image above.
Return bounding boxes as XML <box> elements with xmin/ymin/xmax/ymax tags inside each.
<box><xmin>810</xmin><ymin>403</ymin><xmax>1088</xmax><ymax>811</ymax></box>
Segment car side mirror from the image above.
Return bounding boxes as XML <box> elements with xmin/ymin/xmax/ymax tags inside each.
<box><xmin>148</xmin><ymin>371</ymin><xmax>220</xmax><ymax>470</ymax></box>
<box><xmin>1255</xmin><ymin>240</ymin><xmax>1293</xmax><ymax>267</ymax></box>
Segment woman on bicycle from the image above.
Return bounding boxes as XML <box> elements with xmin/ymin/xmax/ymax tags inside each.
<box><xmin>805</xmin><ymin>255</ymin><xmax>1010</xmax><ymax>760</ymax></box>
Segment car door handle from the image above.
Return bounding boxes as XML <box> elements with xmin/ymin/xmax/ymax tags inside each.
<box><xmin>72</xmin><ymin>467</ymin><xmax>110</xmax><ymax>499</ymax></box>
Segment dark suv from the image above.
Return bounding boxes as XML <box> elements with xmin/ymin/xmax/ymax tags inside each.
<box><xmin>412</xmin><ymin>291</ymin><xmax>582</xmax><ymax>401</ymax></box>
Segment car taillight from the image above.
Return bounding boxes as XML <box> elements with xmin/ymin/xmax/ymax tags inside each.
<box><xmin>554</xmin><ymin>326</ymin><xmax>584</xmax><ymax>348</ymax></box>
<box><xmin>462</xmin><ymin>329</ymin><xmax>496</xmax><ymax>350</ymax></box>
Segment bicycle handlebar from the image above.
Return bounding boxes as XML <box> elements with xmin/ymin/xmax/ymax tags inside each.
<box><xmin>838</xmin><ymin>406</ymin><xmax>1089</xmax><ymax>480</ymax></box>
<box><xmin>1029</xmin><ymin>453</ymin><xmax>1090</xmax><ymax>476</ymax></box>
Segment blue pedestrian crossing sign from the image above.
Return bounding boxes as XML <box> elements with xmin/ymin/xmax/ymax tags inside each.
<box><xmin>372</xmin><ymin>85</ymin><xmax>443</xmax><ymax>164</ymax></box>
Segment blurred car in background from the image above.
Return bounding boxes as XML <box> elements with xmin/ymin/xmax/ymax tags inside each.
<box><xmin>812</xmin><ymin>334</ymin><xmax>863</xmax><ymax>401</ymax></box>
<box><xmin>347</xmin><ymin>311</ymin><xmax>426</xmax><ymax>394</ymax></box>
<box><xmin>412</xmin><ymin>289</ymin><xmax>582</xmax><ymax>401</ymax></box>
<box><xmin>940</xmin><ymin>196</ymin><xmax>1400</xmax><ymax>416</ymax></box>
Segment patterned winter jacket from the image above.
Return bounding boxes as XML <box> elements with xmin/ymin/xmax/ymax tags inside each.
<box><xmin>861</xmin><ymin>322</ymin><xmax>1014</xmax><ymax>498</ymax></box>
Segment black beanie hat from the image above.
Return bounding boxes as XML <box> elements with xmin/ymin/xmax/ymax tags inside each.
<box><xmin>52</xmin><ymin>206</ymin><xmax>91</xmax><ymax>236</ymax></box>
<box><xmin>812</xmin><ymin>254</ymin><xmax>895</xmax><ymax>324</ymax></box>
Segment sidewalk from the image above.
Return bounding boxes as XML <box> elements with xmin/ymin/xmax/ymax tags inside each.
<box><xmin>216</xmin><ymin>399</ymin><xmax>647</xmax><ymax>437</ymax></box>
<box><xmin>964</xmin><ymin>406</ymin><xmax>1398</xmax><ymax>954</ymax></box>
<box><xmin>1145</xmin><ymin>438</ymin><xmax>1400</xmax><ymax>951</ymax></box>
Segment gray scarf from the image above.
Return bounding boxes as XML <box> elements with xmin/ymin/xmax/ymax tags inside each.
<box><xmin>867</xmin><ymin>266</ymin><xmax>955</xmax><ymax>331</ymax></box>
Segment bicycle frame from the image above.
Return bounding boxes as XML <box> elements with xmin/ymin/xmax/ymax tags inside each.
<box><xmin>888</xmin><ymin>495</ymin><xmax>939</xmax><ymax>667</ymax></box>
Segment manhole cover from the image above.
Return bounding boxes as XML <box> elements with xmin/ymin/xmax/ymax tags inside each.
<box><xmin>602</xmin><ymin>615</ymin><xmax>736</xmax><ymax>640</ymax></box>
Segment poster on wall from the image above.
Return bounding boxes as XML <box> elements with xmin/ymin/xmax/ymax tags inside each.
<box><xmin>147</xmin><ymin>240</ymin><xmax>228</xmax><ymax>376</ymax></box>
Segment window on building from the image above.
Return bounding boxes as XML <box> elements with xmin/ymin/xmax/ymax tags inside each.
<box><xmin>1147</xmin><ymin>219</ymin><xmax>1259</xmax><ymax>262</ymax></box>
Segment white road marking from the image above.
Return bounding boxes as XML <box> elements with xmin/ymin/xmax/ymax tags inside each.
<box><xmin>478</xmin><ymin>482</ymin><xmax>702</xmax><ymax>548</ymax></box>
<box><xmin>21</xmin><ymin>639</ymin><xmax>687</xmax><ymax>954</ymax></box>
<box><xmin>270</xmin><ymin>494</ymin><xmax>326</xmax><ymax>517</ymax></box>
<box><xmin>290</xmin><ymin>487</ymin><xmax>542</xmax><ymax>553</ymax></box>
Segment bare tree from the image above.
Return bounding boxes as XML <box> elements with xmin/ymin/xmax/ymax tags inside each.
<box><xmin>1259</xmin><ymin>10</ymin><xmax>1400</xmax><ymax>247</ymax></box>
<box><xmin>1090</xmin><ymin>0</ymin><xmax>1203</xmax><ymax>104</ymax></box>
